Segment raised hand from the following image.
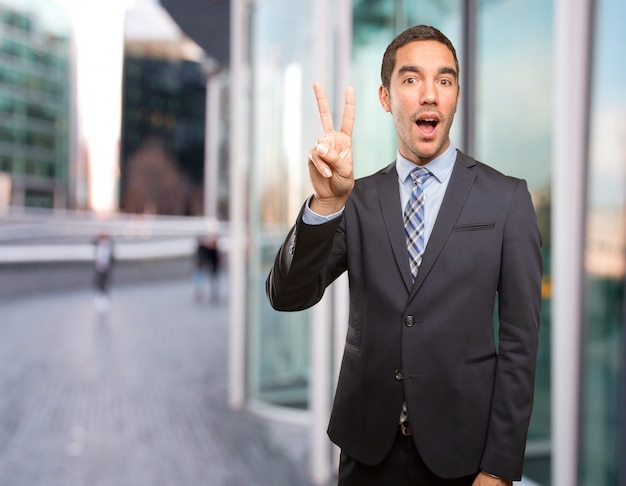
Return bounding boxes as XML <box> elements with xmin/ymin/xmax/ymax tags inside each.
<box><xmin>307</xmin><ymin>82</ymin><xmax>355</xmax><ymax>215</ymax></box>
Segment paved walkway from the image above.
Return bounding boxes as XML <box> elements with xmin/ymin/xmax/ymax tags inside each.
<box><xmin>0</xmin><ymin>274</ymin><xmax>315</xmax><ymax>486</ymax></box>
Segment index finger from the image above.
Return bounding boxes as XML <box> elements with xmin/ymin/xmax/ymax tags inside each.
<box><xmin>340</xmin><ymin>86</ymin><xmax>355</xmax><ymax>137</ymax></box>
<box><xmin>313</xmin><ymin>82</ymin><xmax>334</xmax><ymax>135</ymax></box>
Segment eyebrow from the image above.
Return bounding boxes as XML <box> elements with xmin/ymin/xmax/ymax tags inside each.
<box><xmin>397</xmin><ymin>65</ymin><xmax>458</xmax><ymax>79</ymax></box>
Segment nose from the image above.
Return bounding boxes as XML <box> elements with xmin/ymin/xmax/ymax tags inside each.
<box><xmin>420</xmin><ymin>80</ymin><xmax>437</xmax><ymax>105</ymax></box>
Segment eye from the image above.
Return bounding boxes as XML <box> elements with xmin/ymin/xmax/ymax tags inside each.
<box><xmin>440</xmin><ymin>78</ymin><xmax>451</xmax><ymax>86</ymax></box>
<box><xmin>404</xmin><ymin>77</ymin><xmax>416</xmax><ymax>84</ymax></box>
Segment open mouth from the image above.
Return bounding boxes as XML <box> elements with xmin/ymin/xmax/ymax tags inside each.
<box><xmin>416</xmin><ymin>116</ymin><xmax>439</xmax><ymax>136</ymax></box>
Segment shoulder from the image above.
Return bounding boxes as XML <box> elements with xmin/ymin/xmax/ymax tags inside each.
<box><xmin>457</xmin><ymin>150</ymin><xmax>525</xmax><ymax>190</ymax></box>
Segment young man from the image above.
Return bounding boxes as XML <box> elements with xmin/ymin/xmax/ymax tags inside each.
<box><xmin>267</xmin><ymin>25</ymin><xmax>542</xmax><ymax>485</ymax></box>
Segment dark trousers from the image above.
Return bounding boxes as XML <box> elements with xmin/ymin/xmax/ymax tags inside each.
<box><xmin>338</xmin><ymin>429</ymin><xmax>478</xmax><ymax>485</ymax></box>
<box><xmin>95</xmin><ymin>270</ymin><xmax>110</xmax><ymax>294</ymax></box>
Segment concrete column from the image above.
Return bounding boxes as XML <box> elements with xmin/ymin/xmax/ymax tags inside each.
<box><xmin>551</xmin><ymin>0</ymin><xmax>594</xmax><ymax>484</ymax></box>
<box><xmin>309</xmin><ymin>2</ymin><xmax>333</xmax><ymax>483</ymax></box>
<box><xmin>204</xmin><ymin>66</ymin><xmax>221</xmax><ymax>220</ymax></box>
<box><xmin>228</xmin><ymin>0</ymin><xmax>249</xmax><ymax>410</ymax></box>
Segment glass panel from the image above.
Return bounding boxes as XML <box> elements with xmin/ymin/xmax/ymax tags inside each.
<box><xmin>247</xmin><ymin>0</ymin><xmax>318</xmax><ymax>408</ymax></box>
<box><xmin>476</xmin><ymin>1</ymin><xmax>553</xmax><ymax>483</ymax></box>
<box><xmin>580</xmin><ymin>0</ymin><xmax>626</xmax><ymax>484</ymax></box>
<box><xmin>351</xmin><ymin>0</ymin><xmax>399</xmax><ymax>177</ymax></box>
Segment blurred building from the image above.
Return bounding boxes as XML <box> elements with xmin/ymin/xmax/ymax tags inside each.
<box><xmin>121</xmin><ymin>1</ymin><xmax>228</xmax><ymax>217</ymax></box>
<box><xmin>0</xmin><ymin>0</ymin><xmax>71</xmax><ymax>208</ymax></box>
<box><xmin>0</xmin><ymin>0</ymin><xmax>228</xmax><ymax>217</ymax></box>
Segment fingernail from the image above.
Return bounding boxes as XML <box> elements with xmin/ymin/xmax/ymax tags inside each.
<box><xmin>324</xmin><ymin>168</ymin><xmax>332</xmax><ymax>177</ymax></box>
<box><xmin>316</xmin><ymin>143</ymin><xmax>329</xmax><ymax>156</ymax></box>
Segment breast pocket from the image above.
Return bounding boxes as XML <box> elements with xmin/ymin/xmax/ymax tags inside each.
<box><xmin>444</xmin><ymin>221</ymin><xmax>500</xmax><ymax>276</ymax></box>
<box><xmin>453</xmin><ymin>222</ymin><xmax>496</xmax><ymax>231</ymax></box>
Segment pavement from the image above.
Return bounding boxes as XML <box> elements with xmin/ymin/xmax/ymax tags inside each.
<box><xmin>0</xmin><ymin>271</ymin><xmax>317</xmax><ymax>486</ymax></box>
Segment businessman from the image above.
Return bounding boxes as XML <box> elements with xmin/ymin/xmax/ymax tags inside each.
<box><xmin>267</xmin><ymin>25</ymin><xmax>542</xmax><ymax>485</ymax></box>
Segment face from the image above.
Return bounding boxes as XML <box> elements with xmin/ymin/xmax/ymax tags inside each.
<box><xmin>379</xmin><ymin>40</ymin><xmax>460</xmax><ymax>166</ymax></box>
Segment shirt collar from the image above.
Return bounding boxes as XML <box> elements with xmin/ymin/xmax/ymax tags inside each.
<box><xmin>396</xmin><ymin>143</ymin><xmax>457</xmax><ymax>185</ymax></box>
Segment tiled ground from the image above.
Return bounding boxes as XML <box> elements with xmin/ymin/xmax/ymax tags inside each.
<box><xmin>0</xmin><ymin>276</ymin><xmax>313</xmax><ymax>486</ymax></box>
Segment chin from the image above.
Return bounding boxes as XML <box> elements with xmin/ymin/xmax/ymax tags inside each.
<box><xmin>413</xmin><ymin>147</ymin><xmax>439</xmax><ymax>160</ymax></box>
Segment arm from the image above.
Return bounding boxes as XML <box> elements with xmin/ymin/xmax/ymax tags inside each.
<box><xmin>266</xmin><ymin>83</ymin><xmax>355</xmax><ymax>310</ymax></box>
<box><xmin>480</xmin><ymin>180</ymin><xmax>543</xmax><ymax>480</ymax></box>
<box><xmin>266</xmin><ymin>207</ymin><xmax>346</xmax><ymax>311</ymax></box>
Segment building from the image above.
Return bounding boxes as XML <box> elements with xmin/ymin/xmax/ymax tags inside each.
<box><xmin>121</xmin><ymin>1</ymin><xmax>227</xmax><ymax>217</ymax></box>
<box><xmin>0</xmin><ymin>0</ymin><xmax>227</xmax><ymax>217</ymax></box>
<box><xmin>121</xmin><ymin>53</ymin><xmax>207</xmax><ymax>215</ymax></box>
<box><xmin>223</xmin><ymin>0</ymin><xmax>626</xmax><ymax>485</ymax></box>
<box><xmin>0</xmin><ymin>0</ymin><xmax>71</xmax><ymax>208</ymax></box>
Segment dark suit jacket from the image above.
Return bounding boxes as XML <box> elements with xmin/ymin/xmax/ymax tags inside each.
<box><xmin>266</xmin><ymin>150</ymin><xmax>542</xmax><ymax>481</ymax></box>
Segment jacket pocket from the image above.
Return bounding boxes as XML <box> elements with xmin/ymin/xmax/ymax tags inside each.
<box><xmin>453</xmin><ymin>222</ymin><xmax>496</xmax><ymax>231</ymax></box>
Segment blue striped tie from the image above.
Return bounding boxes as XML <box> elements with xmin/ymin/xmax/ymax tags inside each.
<box><xmin>404</xmin><ymin>168</ymin><xmax>431</xmax><ymax>281</ymax></box>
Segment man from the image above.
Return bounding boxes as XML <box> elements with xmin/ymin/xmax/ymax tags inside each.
<box><xmin>266</xmin><ymin>25</ymin><xmax>542</xmax><ymax>485</ymax></box>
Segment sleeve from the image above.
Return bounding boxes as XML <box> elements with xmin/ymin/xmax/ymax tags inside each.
<box><xmin>266</xmin><ymin>202</ymin><xmax>347</xmax><ymax>312</ymax></box>
<box><xmin>479</xmin><ymin>179</ymin><xmax>543</xmax><ymax>480</ymax></box>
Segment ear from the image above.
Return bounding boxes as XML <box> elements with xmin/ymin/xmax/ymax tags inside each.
<box><xmin>378</xmin><ymin>85</ymin><xmax>391</xmax><ymax>112</ymax></box>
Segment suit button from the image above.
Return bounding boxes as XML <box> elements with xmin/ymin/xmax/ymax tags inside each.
<box><xmin>394</xmin><ymin>369</ymin><xmax>404</xmax><ymax>381</ymax></box>
<box><xmin>404</xmin><ymin>315</ymin><xmax>415</xmax><ymax>327</ymax></box>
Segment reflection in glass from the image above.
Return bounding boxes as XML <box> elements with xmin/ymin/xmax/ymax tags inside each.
<box><xmin>580</xmin><ymin>0</ymin><xmax>626</xmax><ymax>484</ymax></box>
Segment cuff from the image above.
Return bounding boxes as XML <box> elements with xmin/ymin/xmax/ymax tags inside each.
<box><xmin>302</xmin><ymin>195</ymin><xmax>344</xmax><ymax>225</ymax></box>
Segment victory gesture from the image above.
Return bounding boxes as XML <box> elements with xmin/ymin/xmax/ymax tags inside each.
<box><xmin>307</xmin><ymin>82</ymin><xmax>355</xmax><ymax>215</ymax></box>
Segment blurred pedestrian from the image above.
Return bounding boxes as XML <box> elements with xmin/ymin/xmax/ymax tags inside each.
<box><xmin>93</xmin><ymin>233</ymin><xmax>114</xmax><ymax>312</ymax></box>
<box><xmin>193</xmin><ymin>234</ymin><xmax>220</xmax><ymax>301</ymax></box>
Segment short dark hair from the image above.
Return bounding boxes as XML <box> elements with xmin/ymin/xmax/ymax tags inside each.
<box><xmin>380</xmin><ymin>25</ymin><xmax>460</xmax><ymax>89</ymax></box>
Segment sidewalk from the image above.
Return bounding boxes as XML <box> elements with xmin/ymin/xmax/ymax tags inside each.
<box><xmin>0</xmin><ymin>273</ymin><xmax>316</xmax><ymax>486</ymax></box>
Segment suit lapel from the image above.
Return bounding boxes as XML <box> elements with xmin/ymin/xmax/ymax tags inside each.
<box><xmin>378</xmin><ymin>163</ymin><xmax>414</xmax><ymax>291</ymax></box>
<box><xmin>410</xmin><ymin>153</ymin><xmax>477</xmax><ymax>296</ymax></box>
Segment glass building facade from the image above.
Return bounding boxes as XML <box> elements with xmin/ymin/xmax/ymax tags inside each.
<box><xmin>0</xmin><ymin>0</ymin><xmax>70</xmax><ymax>208</ymax></box>
<box><xmin>238</xmin><ymin>0</ymin><xmax>625</xmax><ymax>484</ymax></box>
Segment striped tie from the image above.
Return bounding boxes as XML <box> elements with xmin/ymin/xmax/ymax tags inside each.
<box><xmin>404</xmin><ymin>167</ymin><xmax>431</xmax><ymax>281</ymax></box>
<box><xmin>400</xmin><ymin>168</ymin><xmax>431</xmax><ymax>427</ymax></box>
